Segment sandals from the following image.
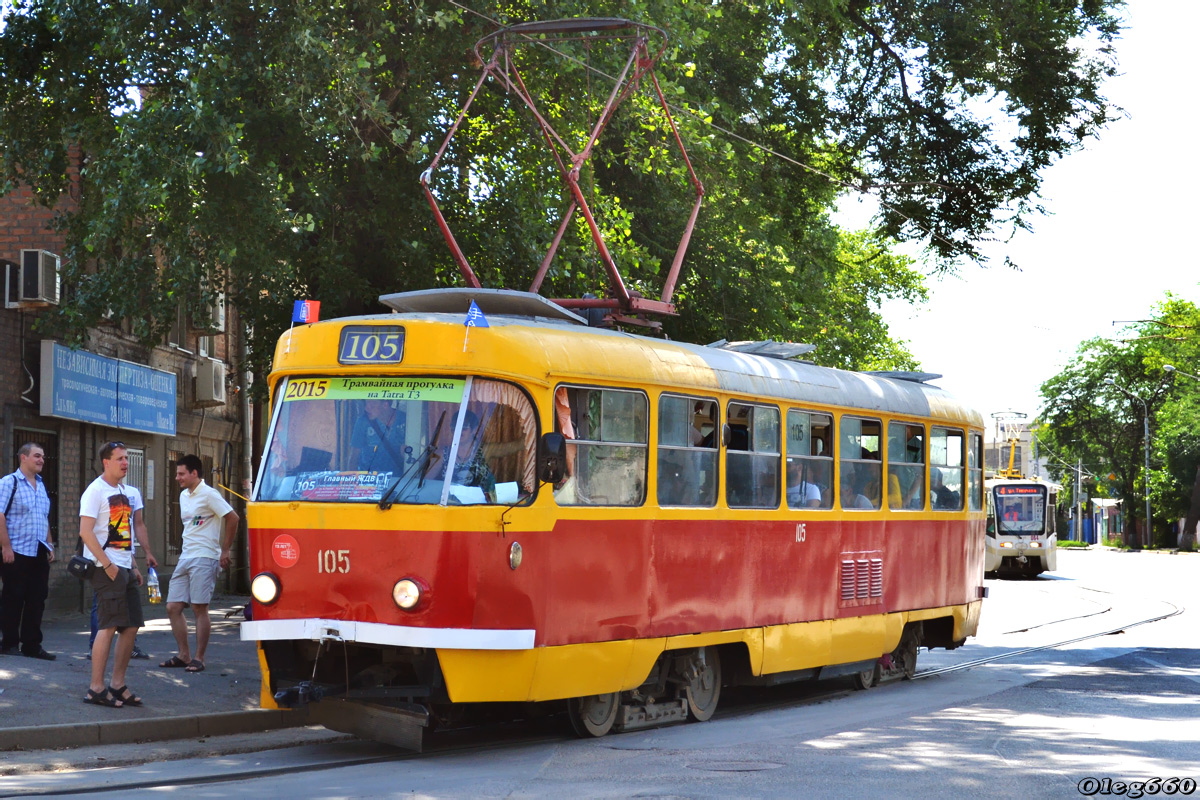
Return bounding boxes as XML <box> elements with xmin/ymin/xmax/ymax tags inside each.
<box><xmin>159</xmin><ymin>655</ymin><xmax>188</xmax><ymax>668</ymax></box>
<box><xmin>83</xmin><ymin>688</ymin><xmax>123</xmax><ymax>708</ymax></box>
<box><xmin>109</xmin><ymin>685</ymin><xmax>143</xmax><ymax>706</ymax></box>
<box><xmin>185</xmin><ymin>660</ymin><xmax>205</xmax><ymax>673</ymax></box>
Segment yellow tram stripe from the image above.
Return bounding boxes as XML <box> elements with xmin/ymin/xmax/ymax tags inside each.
<box><xmin>436</xmin><ymin>602</ymin><xmax>980</xmax><ymax>703</ymax></box>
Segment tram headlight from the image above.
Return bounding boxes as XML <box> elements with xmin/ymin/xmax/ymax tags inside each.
<box><xmin>1029</xmin><ymin>541</ymin><xmax>1042</xmax><ymax>548</ymax></box>
<box><xmin>251</xmin><ymin>572</ymin><xmax>281</xmax><ymax>605</ymax></box>
<box><xmin>393</xmin><ymin>578</ymin><xmax>424</xmax><ymax>610</ymax></box>
<box><xmin>999</xmin><ymin>541</ymin><xmax>1014</xmax><ymax>548</ymax></box>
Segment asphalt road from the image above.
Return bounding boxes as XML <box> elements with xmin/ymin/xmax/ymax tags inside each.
<box><xmin>3</xmin><ymin>547</ymin><xmax>1197</xmax><ymax>799</ymax></box>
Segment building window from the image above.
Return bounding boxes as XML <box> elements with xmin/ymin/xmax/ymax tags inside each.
<box><xmin>167</xmin><ymin>303</ymin><xmax>187</xmax><ymax>349</ymax></box>
<box><xmin>125</xmin><ymin>447</ymin><xmax>146</xmax><ymax>495</ymax></box>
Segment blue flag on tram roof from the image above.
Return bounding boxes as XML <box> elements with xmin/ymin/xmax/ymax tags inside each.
<box><xmin>292</xmin><ymin>299</ymin><xmax>320</xmax><ymax>324</ymax></box>
<box><xmin>465</xmin><ymin>300</ymin><xmax>490</xmax><ymax>328</ymax></box>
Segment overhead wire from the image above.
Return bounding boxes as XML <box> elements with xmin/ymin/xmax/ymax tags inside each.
<box><xmin>442</xmin><ymin>0</ymin><xmax>979</xmax><ymax>262</ymax></box>
<box><xmin>1036</xmin><ymin>438</ymin><xmax>1102</xmax><ymax>482</ymax></box>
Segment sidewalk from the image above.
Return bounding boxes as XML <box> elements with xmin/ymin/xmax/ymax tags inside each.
<box><xmin>0</xmin><ymin>595</ymin><xmax>315</xmax><ymax>754</ymax></box>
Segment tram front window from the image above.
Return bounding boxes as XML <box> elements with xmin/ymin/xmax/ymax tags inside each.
<box><xmin>994</xmin><ymin>485</ymin><xmax>1048</xmax><ymax>533</ymax></box>
<box><xmin>256</xmin><ymin>376</ymin><xmax>537</xmax><ymax>505</ymax></box>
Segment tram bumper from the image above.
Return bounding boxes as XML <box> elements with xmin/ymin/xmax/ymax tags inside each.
<box><xmin>244</xmin><ymin>617</ymin><xmax>532</xmax><ymax>752</ymax></box>
<box><xmin>306</xmin><ymin>698</ymin><xmax>431</xmax><ymax>751</ymax></box>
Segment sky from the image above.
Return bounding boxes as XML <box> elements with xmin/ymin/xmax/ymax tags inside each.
<box><xmin>840</xmin><ymin>1</ymin><xmax>1199</xmax><ymax>438</ymax></box>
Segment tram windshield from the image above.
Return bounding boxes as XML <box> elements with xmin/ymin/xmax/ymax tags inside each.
<box><xmin>256</xmin><ymin>376</ymin><xmax>537</xmax><ymax>505</ymax></box>
<box><xmin>993</xmin><ymin>484</ymin><xmax>1048</xmax><ymax>534</ymax></box>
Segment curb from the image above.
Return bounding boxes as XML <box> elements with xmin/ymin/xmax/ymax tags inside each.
<box><xmin>0</xmin><ymin>707</ymin><xmax>312</xmax><ymax>752</ymax></box>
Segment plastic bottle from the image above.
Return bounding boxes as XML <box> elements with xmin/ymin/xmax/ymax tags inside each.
<box><xmin>147</xmin><ymin>567</ymin><xmax>162</xmax><ymax>604</ymax></box>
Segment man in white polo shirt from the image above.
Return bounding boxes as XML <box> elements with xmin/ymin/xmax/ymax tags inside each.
<box><xmin>160</xmin><ymin>455</ymin><xmax>239</xmax><ymax>673</ymax></box>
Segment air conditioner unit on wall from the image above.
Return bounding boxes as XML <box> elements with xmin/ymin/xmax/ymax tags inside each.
<box><xmin>191</xmin><ymin>292</ymin><xmax>226</xmax><ymax>333</ymax></box>
<box><xmin>194</xmin><ymin>358</ymin><xmax>227</xmax><ymax>407</ymax></box>
<box><xmin>19</xmin><ymin>250</ymin><xmax>61</xmax><ymax>306</ymax></box>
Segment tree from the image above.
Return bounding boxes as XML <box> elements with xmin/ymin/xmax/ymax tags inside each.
<box><xmin>0</xmin><ymin>1</ymin><xmax>1125</xmax><ymax>382</ymax></box>
<box><xmin>1153</xmin><ymin>297</ymin><xmax>1200</xmax><ymax>550</ymax></box>
<box><xmin>1039</xmin><ymin>298</ymin><xmax>1199</xmax><ymax>548</ymax></box>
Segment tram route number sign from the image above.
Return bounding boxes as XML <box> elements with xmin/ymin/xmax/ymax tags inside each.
<box><xmin>282</xmin><ymin>376</ymin><xmax>465</xmax><ymax>404</ymax></box>
<box><xmin>338</xmin><ymin>326</ymin><xmax>405</xmax><ymax>364</ymax></box>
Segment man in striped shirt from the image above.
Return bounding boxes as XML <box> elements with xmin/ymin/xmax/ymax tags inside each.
<box><xmin>0</xmin><ymin>443</ymin><xmax>55</xmax><ymax>660</ymax></box>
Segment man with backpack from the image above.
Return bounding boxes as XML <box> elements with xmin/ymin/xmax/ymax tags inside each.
<box><xmin>0</xmin><ymin>443</ymin><xmax>55</xmax><ymax>660</ymax></box>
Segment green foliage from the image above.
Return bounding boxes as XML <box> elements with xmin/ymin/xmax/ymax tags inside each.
<box><xmin>0</xmin><ymin>0</ymin><xmax>1125</xmax><ymax>384</ymax></box>
<box><xmin>1039</xmin><ymin>296</ymin><xmax>1200</xmax><ymax>542</ymax></box>
<box><xmin>1057</xmin><ymin>539</ymin><xmax>1089</xmax><ymax>549</ymax></box>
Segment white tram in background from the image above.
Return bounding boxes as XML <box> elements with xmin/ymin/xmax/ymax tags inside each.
<box><xmin>984</xmin><ymin>477</ymin><xmax>1060</xmax><ymax>577</ymax></box>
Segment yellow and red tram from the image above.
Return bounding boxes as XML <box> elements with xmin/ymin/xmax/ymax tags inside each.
<box><xmin>242</xmin><ymin>288</ymin><xmax>987</xmax><ymax>747</ymax></box>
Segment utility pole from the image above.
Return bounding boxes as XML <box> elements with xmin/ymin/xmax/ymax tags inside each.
<box><xmin>1075</xmin><ymin>457</ymin><xmax>1082</xmax><ymax>543</ymax></box>
<box><xmin>1104</xmin><ymin>377</ymin><xmax>1151</xmax><ymax>550</ymax></box>
<box><xmin>1142</xmin><ymin>412</ymin><xmax>1151</xmax><ymax>548</ymax></box>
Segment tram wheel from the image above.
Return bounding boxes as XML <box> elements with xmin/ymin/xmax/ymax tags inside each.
<box><xmin>895</xmin><ymin>627</ymin><xmax>919</xmax><ymax>680</ymax></box>
<box><xmin>684</xmin><ymin>647</ymin><xmax>722</xmax><ymax>722</ymax></box>
<box><xmin>852</xmin><ymin>662</ymin><xmax>881</xmax><ymax>690</ymax></box>
<box><xmin>567</xmin><ymin>692</ymin><xmax>620</xmax><ymax>738</ymax></box>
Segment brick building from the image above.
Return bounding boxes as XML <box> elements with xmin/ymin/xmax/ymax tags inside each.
<box><xmin>1</xmin><ymin>169</ymin><xmax>250</xmax><ymax>612</ymax></box>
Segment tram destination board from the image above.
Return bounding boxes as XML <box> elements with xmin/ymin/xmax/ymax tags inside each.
<box><xmin>338</xmin><ymin>326</ymin><xmax>404</xmax><ymax>364</ymax></box>
<box><xmin>996</xmin><ymin>485</ymin><xmax>1044</xmax><ymax>496</ymax></box>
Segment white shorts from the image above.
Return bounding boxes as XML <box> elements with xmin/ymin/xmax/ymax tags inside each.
<box><xmin>166</xmin><ymin>557</ymin><xmax>221</xmax><ymax>605</ymax></box>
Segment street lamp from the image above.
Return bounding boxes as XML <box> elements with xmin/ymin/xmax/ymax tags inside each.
<box><xmin>1164</xmin><ymin>364</ymin><xmax>1200</xmax><ymax>382</ymax></box>
<box><xmin>1164</xmin><ymin>365</ymin><xmax>1200</xmax><ymax>551</ymax></box>
<box><xmin>1103</xmin><ymin>377</ymin><xmax>1151</xmax><ymax>548</ymax></box>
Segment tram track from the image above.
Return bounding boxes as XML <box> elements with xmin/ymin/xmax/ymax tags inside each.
<box><xmin>2</xmin><ymin>584</ymin><xmax>1185</xmax><ymax>798</ymax></box>
<box><xmin>917</xmin><ymin>585</ymin><xmax>1183</xmax><ymax>679</ymax></box>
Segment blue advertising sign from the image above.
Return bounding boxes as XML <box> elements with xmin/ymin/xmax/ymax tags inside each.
<box><xmin>39</xmin><ymin>341</ymin><xmax>177</xmax><ymax>436</ymax></box>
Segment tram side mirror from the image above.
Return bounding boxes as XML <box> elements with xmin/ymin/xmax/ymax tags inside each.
<box><xmin>538</xmin><ymin>432</ymin><xmax>568</xmax><ymax>484</ymax></box>
<box><xmin>721</xmin><ymin>423</ymin><xmax>731</xmax><ymax>448</ymax></box>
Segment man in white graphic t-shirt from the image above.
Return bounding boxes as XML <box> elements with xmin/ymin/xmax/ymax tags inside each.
<box><xmin>159</xmin><ymin>455</ymin><xmax>239</xmax><ymax>673</ymax></box>
<box><xmin>80</xmin><ymin>441</ymin><xmax>157</xmax><ymax>708</ymax></box>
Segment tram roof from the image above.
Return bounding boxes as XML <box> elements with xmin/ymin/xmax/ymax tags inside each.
<box><xmin>277</xmin><ymin>299</ymin><xmax>982</xmax><ymax>427</ymax></box>
<box><xmin>985</xmin><ymin>476</ymin><xmax>1063</xmax><ymax>491</ymax></box>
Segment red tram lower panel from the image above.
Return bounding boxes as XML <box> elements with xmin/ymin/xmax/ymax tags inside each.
<box><xmin>247</xmin><ymin>516</ymin><xmax>984</xmax><ymax>648</ymax></box>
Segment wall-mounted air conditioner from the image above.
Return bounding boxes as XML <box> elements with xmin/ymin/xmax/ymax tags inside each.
<box><xmin>19</xmin><ymin>250</ymin><xmax>61</xmax><ymax>306</ymax></box>
<box><xmin>191</xmin><ymin>292</ymin><xmax>226</xmax><ymax>333</ymax></box>
<box><xmin>194</xmin><ymin>358</ymin><xmax>227</xmax><ymax>407</ymax></box>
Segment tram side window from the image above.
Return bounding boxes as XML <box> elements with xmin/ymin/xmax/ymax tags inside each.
<box><xmin>968</xmin><ymin>432</ymin><xmax>984</xmax><ymax>511</ymax></box>
<box><xmin>786</xmin><ymin>410</ymin><xmax>833</xmax><ymax>509</ymax></box>
<box><xmin>840</xmin><ymin>417</ymin><xmax>882</xmax><ymax>510</ymax></box>
<box><xmin>657</xmin><ymin>395</ymin><xmax>718</xmax><ymax>507</ymax></box>
<box><xmin>930</xmin><ymin>427</ymin><xmax>965</xmax><ymax>511</ymax></box>
<box><xmin>726</xmin><ymin>402</ymin><xmax>780</xmax><ymax>509</ymax></box>
<box><xmin>554</xmin><ymin>386</ymin><xmax>648</xmax><ymax>506</ymax></box>
<box><xmin>887</xmin><ymin>422</ymin><xmax>925</xmax><ymax>511</ymax></box>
